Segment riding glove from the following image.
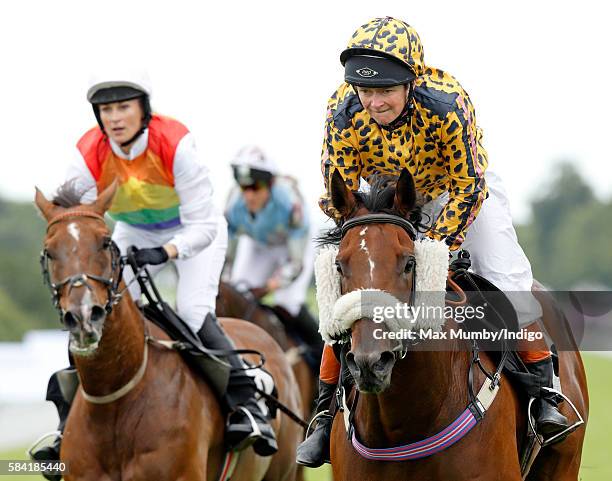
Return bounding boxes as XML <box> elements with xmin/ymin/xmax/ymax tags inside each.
<box><xmin>131</xmin><ymin>246</ymin><xmax>169</xmax><ymax>267</ymax></box>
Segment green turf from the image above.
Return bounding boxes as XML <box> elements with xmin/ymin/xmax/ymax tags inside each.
<box><xmin>579</xmin><ymin>354</ymin><xmax>612</xmax><ymax>480</ymax></box>
<box><xmin>0</xmin><ymin>446</ymin><xmax>43</xmax><ymax>480</ymax></box>
<box><xmin>2</xmin><ymin>354</ymin><xmax>609</xmax><ymax>481</ymax></box>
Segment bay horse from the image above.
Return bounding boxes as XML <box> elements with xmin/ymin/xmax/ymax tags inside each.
<box><xmin>35</xmin><ymin>182</ymin><xmax>302</xmax><ymax>481</ymax></box>
<box><xmin>320</xmin><ymin>169</ymin><xmax>588</xmax><ymax>481</ymax></box>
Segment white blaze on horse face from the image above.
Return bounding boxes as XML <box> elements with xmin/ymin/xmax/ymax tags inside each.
<box><xmin>80</xmin><ymin>289</ymin><xmax>94</xmax><ymax>324</ymax></box>
<box><xmin>358</xmin><ymin>228</ymin><xmax>376</xmax><ymax>281</ymax></box>
<box><xmin>67</xmin><ymin>222</ymin><xmax>80</xmax><ymax>244</ymax></box>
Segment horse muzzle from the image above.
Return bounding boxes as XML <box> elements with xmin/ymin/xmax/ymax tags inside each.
<box><xmin>64</xmin><ymin>303</ymin><xmax>106</xmax><ymax>356</ymax></box>
<box><xmin>346</xmin><ymin>349</ymin><xmax>396</xmax><ymax>394</ymax></box>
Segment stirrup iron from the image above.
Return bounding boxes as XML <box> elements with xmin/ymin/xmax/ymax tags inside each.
<box><xmin>527</xmin><ymin>387</ymin><xmax>584</xmax><ymax>446</ymax></box>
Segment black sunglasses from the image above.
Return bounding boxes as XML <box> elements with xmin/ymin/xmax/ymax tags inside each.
<box><xmin>240</xmin><ymin>182</ymin><xmax>266</xmax><ymax>192</ymax></box>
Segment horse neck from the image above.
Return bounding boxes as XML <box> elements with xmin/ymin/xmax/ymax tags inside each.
<box><xmin>223</xmin><ymin>284</ymin><xmax>250</xmax><ymax>318</ymax></box>
<box><xmin>354</xmin><ymin>347</ymin><xmax>470</xmax><ymax>447</ymax></box>
<box><xmin>73</xmin><ymin>291</ymin><xmax>146</xmax><ymax>397</ymax></box>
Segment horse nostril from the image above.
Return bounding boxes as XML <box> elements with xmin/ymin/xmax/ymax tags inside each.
<box><xmin>90</xmin><ymin>305</ymin><xmax>106</xmax><ymax>324</ymax></box>
<box><xmin>63</xmin><ymin>310</ymin><xmax>80</xmax><ymax>329</ymax></box>
<box><xmin>346</xmin><ymin>352</ymin><xmax>360</xmax><ymax>375</ymax></box>
<box><xmin>373</xmin><ymin>351</ymin><xmax>396</xmax><ymax>373</ymax></box>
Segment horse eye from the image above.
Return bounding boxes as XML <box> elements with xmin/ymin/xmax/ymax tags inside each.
<box><xmin>404</xmin><ymin>256</ymin><xmax>416</xmax><ymax>273</ymax></box>
<box><xmin>101</xmin><ymin>237</ymin><xmax>112</xmax><ymax>249</ymax></box>
<box><xmin>335</xmin><ymin>260</ymin><xmax>343</xmax><ymax>274</ymax></box>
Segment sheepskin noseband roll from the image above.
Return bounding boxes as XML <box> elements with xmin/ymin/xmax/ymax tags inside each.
<box><xmin>315</xmin><ymin>239</ymin><xmax>449</xmax><ymax>344</ymax></box>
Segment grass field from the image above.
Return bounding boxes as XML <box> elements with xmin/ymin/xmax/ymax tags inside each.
<box><xmin>1</xmin><ymin>354</ymin><xmax>609</xmax><ymax>480</ymax></box>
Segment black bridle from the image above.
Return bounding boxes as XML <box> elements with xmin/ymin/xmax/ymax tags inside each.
<box><xmin>341</xmin><ymin>213</ymin><xmax>418</xmax><ymax>240</ymax></box>
<box><xmin>339</xmin><ymin>213</ymin><xmax>419</xmax><ymax>357</ymax></box>
<box><xmin>40</xmin><ymin>211</ymin><xmax>124</xmax><ymax>323</ymax></box>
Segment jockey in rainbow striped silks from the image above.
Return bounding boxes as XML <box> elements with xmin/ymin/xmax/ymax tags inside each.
<box><xmin>31</xmin><ymin>71</ymin><xmax>276</xmax><ymax>477</ymax></box>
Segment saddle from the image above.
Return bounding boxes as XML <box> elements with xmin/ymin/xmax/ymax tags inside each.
<box><xmin>129</xmin><ymin>255</ymin><xmax>279</xmax><ymax>419</ymax></box>
<box><xmin>143</xmin><ymin>302</ymin><xmax>231</xmax><ymax>394</ymax></box>
<box><xmin>448</xmin><ymin>254</ymin><xmax>584</xmax><ymax>474</ymax></box>
<box><xmin>449</xmin><ymin>258</ymin><xmax>550</xmax><ymax>395</ymax></box>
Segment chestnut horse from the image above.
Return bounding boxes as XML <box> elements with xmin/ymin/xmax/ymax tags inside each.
<box><xmin>35</xmin><ymin>183</ymin><xmax>302</xmax><ymax>481</ymax></box>
<box><xmin>322</xmin><ymin>169</ymin><xmax>588</xmax><ymax>481</ymax></box>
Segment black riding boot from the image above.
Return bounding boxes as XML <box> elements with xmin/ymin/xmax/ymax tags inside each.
<box><xmin>526</xmin><ymin>358</ymin><xmax>571</xmax><ymax>438</ymax></box>
<box><xmin>30</xmin><ymin>367</ymin><xmax>79</xmax><ymax>481</ymax></box>
<box><xmin>198</xmin><ymin>313</ymin><xmax>278</xmax><ymax>456</ymax></box>
<box><xmin>296</xmin><ymin>380</ymin><xmax>336</xmax><ymax>467</ymax></box>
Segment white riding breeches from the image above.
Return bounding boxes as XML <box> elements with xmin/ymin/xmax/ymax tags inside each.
<box><xmin>421</xmin><ymin>170</ymin><xmax>542</xmax><ymax>327</ymax></box>
<box><xmin>112</xmin><ymin>217</ymin><xmax>228</xmax><ymax>333</ymax></box>
<box><xmin>230</xmin><ymin>235</ymin><xmax>315</xmax><ymax>317</ymax></box>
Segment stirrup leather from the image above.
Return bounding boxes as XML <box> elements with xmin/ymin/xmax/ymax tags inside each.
<box><xmin>304</xmin><ymin>410</ymin><xmax>332</xmax><ymax>439</ymax></box>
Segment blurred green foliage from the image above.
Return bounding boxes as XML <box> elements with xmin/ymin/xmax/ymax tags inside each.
<box><xmin>516</xmin><ymin>162</ymin><xmax>612</xmax><ymax>289</ymax></box>
<box><xmin>0</xmin><ymin>199</ymin><xmax>56</xmax><ymax>340</ymax></box>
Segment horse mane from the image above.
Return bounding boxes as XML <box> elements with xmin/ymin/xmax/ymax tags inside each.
<box><xmin>52</xmin><ymin>179</ymin><xmax>87</xmax><ymax>208</ymax></box>
<box><xmin>317</xmin><ymin>174</ymin><xmax>428</xmax><ymax>247</ymax></box>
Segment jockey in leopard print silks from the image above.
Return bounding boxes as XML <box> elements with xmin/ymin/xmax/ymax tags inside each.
<box><xmin>319</xmin><ymin>17</ymin><xmax>487</xmax><ymax>250</ymax></box>
<box><xmin>296</xmin><ymin>17</ymin><xmax>570</xmax><ymax>468</ymax></box>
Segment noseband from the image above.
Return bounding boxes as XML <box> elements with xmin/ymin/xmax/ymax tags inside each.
<box><xmin>41</xmin><ymin>211</ymin><xmax>124</xmax><ymax>322</ymax></box>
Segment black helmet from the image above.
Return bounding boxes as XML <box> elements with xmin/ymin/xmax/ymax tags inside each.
<box><xmin>343</xmin><ymin>54</ymin><xmax>416</xmax><ymax>87</ymax></box>
<box><xmin>340</xmin><ymin>17</ymin><xmax>424</xmax><ymax>87</ymax></box>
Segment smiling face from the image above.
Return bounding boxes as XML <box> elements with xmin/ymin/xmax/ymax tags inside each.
<box><xmin>354</xmin><ymin>85</ymin><xmax>408</xmax><ymax>126</ymax></box>
<box><xmin>98</xmin><ymin>98</ymin><xmax>144</xmax><ymax>146</ymax></box>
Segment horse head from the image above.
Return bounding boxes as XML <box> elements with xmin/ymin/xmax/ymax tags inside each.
<box><xmin>322</xmin><ymin>168</ymin><xmax>435</xmax><ymax>394</ymax></box>
<box><xmin>35</xmin><ymin>181</ymin><xmax>120</xmax><ymax>356</ymax></box>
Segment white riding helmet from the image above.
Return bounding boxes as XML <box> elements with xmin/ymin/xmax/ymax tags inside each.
<box><xmin>231</xmin><ymin>146</ymin><xmax>279</xmax><ymax>186</ymax></box>
<box><xmin>87</xmin><ymin>69</ymin><xmax>152</xmax><ymax>104</ymax></box>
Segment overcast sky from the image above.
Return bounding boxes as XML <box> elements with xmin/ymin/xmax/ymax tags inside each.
<box><xmin>0</xmin><ymin>0</ymin><xmax>610</xmax><ymax>225</ymax></box>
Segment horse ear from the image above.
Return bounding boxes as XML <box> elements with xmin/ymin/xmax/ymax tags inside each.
<box><xmin>34</xmin><ymin>187</ymin><xmax>57</xmax><ymax>221</ymax></box>
<box><xmin>394</xmin><ymin>168</ymin><xmax>417</xmax><ymax>217</ymax></box>
<box><xmin>92</xmin><ymin>180</ymin><xmax>118</xmax><ymax>215</ymax></box>
<box><xmin>330</xmin><ymin>169</ymin><xmax>356</xmax><ymax>218</ymax></box>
